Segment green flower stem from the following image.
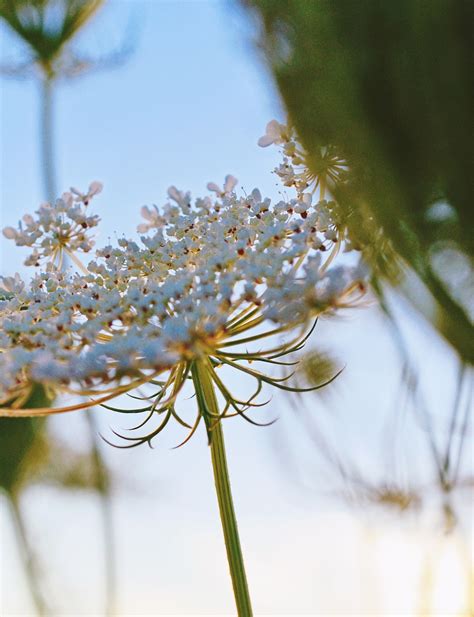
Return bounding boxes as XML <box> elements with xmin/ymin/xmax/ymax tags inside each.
<box><xmin>192</xmin><ymin>360</ymin><xmax>253</xmax><ymax>617</ymax></box>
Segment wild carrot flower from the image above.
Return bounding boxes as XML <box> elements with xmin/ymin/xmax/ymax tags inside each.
<box><xmin>2</xmin><ymin>181</ymin><xmax>102</xmax><ymax>270</ymax></box>
<box><xmin>0</xmin><ymin>165</ymin><xmax>364</xmax><ymax>420</ymax></box>
<box><xmin>0</xmin><ymin>123</ymin><xmax>366</xmax><ymax>615</ymax></box>
<box><xmin>258</xmin><ymin>119</ymin><xmax>348</xmax><ymax>196</ymax></box>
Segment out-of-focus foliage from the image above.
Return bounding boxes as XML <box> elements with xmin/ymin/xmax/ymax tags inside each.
<box><xmin>300</xmin><ymin>350</ymin><xmax>338</xmax><ymax>392</ymax></box>
<box><xmin>0</xmin><ymin>385</ymin><xmax>51</xmax><ymax>493</ymax></box>
<box><xmin>0</xmin><ymin>417</ymin><xmax>110</xmax><ymax>495</ymax></box>
<box><xmin>0</xmin><ymin>418</ymin><xmax>40</xmax><ymax>493</ymax></box>
<box><xmin>0</xmin><ymin>409</ymin><xmax>107</xmax><ymax>616</ymax></box>
<box><xmin>0</xmin><ymin>0</ymin><xmax>104</xmax><ymax>77</ymax></box>
<box><xmin>245</xmin><ymin>0</ymin><xmax>474</xmax><ymax>362</ymax></box>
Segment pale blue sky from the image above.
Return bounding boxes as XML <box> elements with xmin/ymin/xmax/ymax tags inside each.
<box><xmin>1</xmin><ymin>0</ymin><xmax>283</xmax><ymax>275</ymax></box>
<box><xmin>0</xmin><ymin>2</ymin><xmax>470</xmax><ymax>614</ymax></box>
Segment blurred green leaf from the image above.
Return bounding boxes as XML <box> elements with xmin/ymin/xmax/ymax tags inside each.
<box><xmin>0</xmin><ymin>384</ymin><xmax>52</xmax><ymax>493</ymax></box>
<box><xmin>246</xmin><ymin>0</ymin><xmax>474</xmax><ymax>362</ymax></box>
<box><xmin>0</xmin><ymin>418</ymin><xmax>41</xmax><ymax>493</ymax></box>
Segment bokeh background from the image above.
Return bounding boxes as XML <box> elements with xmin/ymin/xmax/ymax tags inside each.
<box><xmin>1</xmin><ymin>1</ymin><xmax>472</xmax><ymax>615</ymax></box>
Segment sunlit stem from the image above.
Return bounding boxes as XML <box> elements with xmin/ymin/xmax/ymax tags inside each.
<box><xmin>320</xmin><ymin>237</ymin><xmax>341</xmax><ymax>274</ymax></box>
<box><xmin>192</xmin><ymin>360</ymin><xmax>253</xmax><ymax>617</ymax></box>
<box><xmin>65</xmin><ymin>248</ymin><xmax>89</xmax><ymax>275</ymax></box>
<box><xmin>8</xmin><ymin>494</ymin><xmax>48</xmax><ymax>616</ymax></box>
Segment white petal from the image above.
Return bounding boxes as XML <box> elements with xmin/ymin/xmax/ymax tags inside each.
<box><xmin>251</xmin><ymin>188</ymin><xmax>262</xmax><ymax>202</ymax></box>
<box><xmin>224</xmin><ymin>175</ymin><xmax>238</xmax><ymax>193</ymax></box>
<box><xmin>88</xmin><ymin>181</ymin><xmax>103</xmax><ymax>197</ymax></box>
<box><xmin>206</xmin><ymin>182</ymin><xmax>220</xmax><ymax>193</ymax></box>
<box><xmin>3</xmin><ymin>226</ymin><xmax>17</xmax><ymax>240</ymax></box>
<box><xmin>266</xmin><ymin>119</ymin><xmax>281</xmax><ymax>137</ymax></box>
<box><xmin>61</xmin><ymin>192</ymin><xmax>73</xmax><ymax>207</ymax></box>
<box><xmin>167</xmin><ymin>186</ymin><xmax>182</xmax><ymax>202</ymax></box>
<box><xmin>140</xmin><ymin>205</ymin><xmax>152</xmax><ymax>221</ymax></box>
<box><xmin>257</xmin><ymin>135</ymin><xmax>274</xmax><ymax>147</ymax></box>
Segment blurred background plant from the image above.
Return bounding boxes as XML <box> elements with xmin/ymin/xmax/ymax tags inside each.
<box><xmin>245</xmin><ymin>0</ymin><xmax>473</xmax><ymax>359</ymax></box>
<box><xmin>0</xmin><ymin>414</ymin><xmax>110</xmax><ymax>614</ymax></box>
<box><xmin>0</xmin><ymin>1</ymin><xmax>134</xmax><ymax>613</ymax></box>
<box><xmin>245</xmin><ymin>0</ymin><xmax>473</xmax><ymax>534</ymax></box>
<box><xmin>0</xmin><ymin>0</ymin><xmax>133</xmax><ymax>200</ymax></box>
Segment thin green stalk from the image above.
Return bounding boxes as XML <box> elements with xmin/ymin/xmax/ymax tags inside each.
<box><xmin>8</xmin><ymin>494</ymin><xmax>48</xmax><ymax>616</ymax></box>
<box><xmin>192</xmin><ymin>360</ymin><xmax>253</xmax><ymax>617</ymax></box>
<box><xmin>40</xmin><ymin>77</ymin><xmax>57</xmax><ymax>203</ymax></box>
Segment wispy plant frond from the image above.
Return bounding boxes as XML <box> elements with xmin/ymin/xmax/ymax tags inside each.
<box><xmin>0</xmin><ymin>0</ymin><xmax>105</xmax><ymax>76</ymax></box>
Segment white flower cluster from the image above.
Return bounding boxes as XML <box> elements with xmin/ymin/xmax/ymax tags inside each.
<box><xmin>0</xmin><ymin>125</ymin><xmax>366</xmax><ymax>411</ymax></box>
<box><xmin>3</xmin><ymin>181</ymin><xmax>102</xmax><ymax>268</ymax></box>
<box><xmin>258</xmin><ymin>120</ymin><xmax>357</xmax><ymax>249</ymax></box>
